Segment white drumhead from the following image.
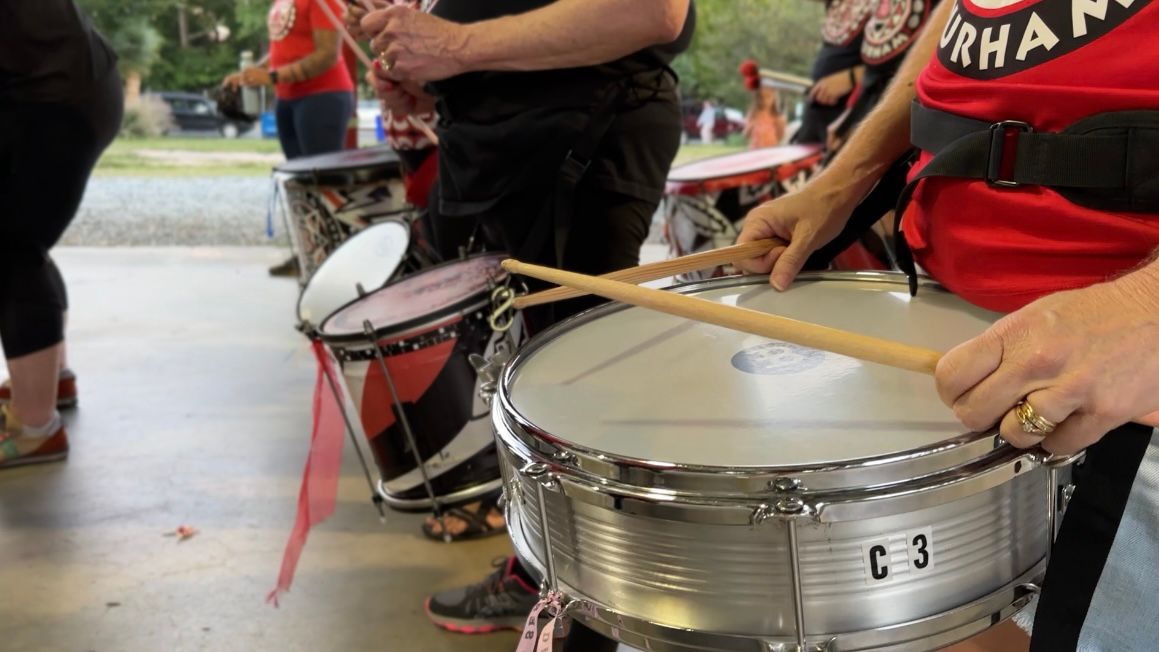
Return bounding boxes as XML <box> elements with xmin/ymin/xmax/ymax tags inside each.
<box><xmin>506</xmin><ymin>275</ymin><xmax>1003</xmax><ymax>468</ymax></box>
<box><xmin>321</xmin><ymin>253</ymin><xmax>505</xmax><ymax>337</ymax></box>
<box><xmin>298</xmin><ymin>220</ymin><xmax>410</xmax><ymax>325</ymax></box>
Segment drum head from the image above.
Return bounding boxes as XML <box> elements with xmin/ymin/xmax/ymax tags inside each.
<box><xmin>274</xmin><ymin>145</ymin><xmax>402</xmax><ymax>185</ymax></box>
<box><xmin>320</xmin><ymin>253</ymin><xmax>506</xmax><ymax>339</ymax></box>
<box><xmin>504</xmin><ymin>275</ymin><xmax>1002</xmax><ymax>469</ymax></box>
<box><xmin>298</xmin><ymin>220</ymin><xmax>411</xmax><ymax>326</ymax></box>
<box><xmin>667</xmin><ymin>145</ymin><xmax>821</xmax><ymax>185</ymax></box>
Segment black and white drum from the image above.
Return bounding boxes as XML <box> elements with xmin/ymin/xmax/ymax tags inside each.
<box><xmin>494</xmin><ymin>273</ymin><xmax>1076</xmax><ymax>652</ymax></box>
<box><xmin>319</xmin><ymin>253</ymin><xmax>517</xmax><ymax>512</ymax></box>
<box><xmin>274</xmin><ymin>146</ymin><xmax>409</xmax><ymax>281</ymax></box>
<box><xmin>296</xmin><ymin>219</ymin><xmax>414</xmax><ymax>331</ymax></box>
<box><xmin>662</xmin><ymin>145</ymin><xmax>823</xmax><ymax>281</ymax></box>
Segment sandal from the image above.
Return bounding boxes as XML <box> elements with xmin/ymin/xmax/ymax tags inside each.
<box><xmin>421</xmin><ymin>493</ymin><xmax>506</xmax><ymax>542</ymax></box>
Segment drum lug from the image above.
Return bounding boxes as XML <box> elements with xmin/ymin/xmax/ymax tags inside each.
<box><xmin>470</xmin><ymin>336</ymin><xmax>517</xmax><ymax>406</ymax></box>
<box><xmin>521</xmin><ymin>462</ymin><xmax>559</xmax><ymax>490</ymax></box>
<box><xmin>751</xmin><ymin>497</ymin><xmax>814</xmax><ymax>526</ymax></box>
<box><xmin>552</xmin><ymin>450</ymin><xmax>577</xmax><ymax>465</ymax></box>
<box><xmin>771</xmin><ymin>477</ymin><xmax>802</xmax><ymax>492</ymax></box>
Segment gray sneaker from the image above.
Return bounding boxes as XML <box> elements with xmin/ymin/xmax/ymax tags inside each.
<box><xmin>424</xmin><ymin>556</ymin><xmax>539</xmax><ymax>633</ymax></box>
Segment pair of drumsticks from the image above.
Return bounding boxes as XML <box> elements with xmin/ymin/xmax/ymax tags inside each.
<box><xmin>504</xmin><ymin>239</ymin><xmax>943</xmax><ymax>375</ymax></box>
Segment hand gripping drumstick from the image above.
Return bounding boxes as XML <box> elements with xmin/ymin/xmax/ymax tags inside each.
<box><xmin>503</xmin><ymin>258</ymin><xmax>943</xmax><ymax>374</ymax></box>
<box><xmin>513</xmin><ymin>238</ymin><xmax>786</xmax><ymax>309</ymax></box>
<box><xmin>314</xmin><ymin>0</ymin><xmax>440</xmax><ymax>146</ymax></box>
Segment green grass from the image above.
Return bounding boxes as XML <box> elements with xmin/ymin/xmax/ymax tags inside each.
<box><xmin>94</xmin><ymin>136</ymin><xmax>283</xmax><ymax>176</ymax></box>
<box><xmin>107</xmin><ymin>137</ymin><xmax>283</xmax><ymax>153</ymax></box>
<box><xmin>94</xmin><ymin>137</ymin><xmax>746</xmax><ymax>177</ymax></box>
<box><xmin>672</xmin><ymin>143</ymin><xmax>746</xmax><ymax>167</ymax></box>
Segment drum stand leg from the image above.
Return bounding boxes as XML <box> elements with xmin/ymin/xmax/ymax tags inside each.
<box><xmin>361</xmin><ymin>320</ymin><xmax>451</xmax><ymax>542</ymax></box>
<box><xmin>319</xmin><ymin>355</ymin><xmax>387</xmax><ymax>522</ymax></box>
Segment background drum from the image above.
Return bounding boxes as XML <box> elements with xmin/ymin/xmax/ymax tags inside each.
<box><xmin>318</xmin><ymin>253</ymin><xmax>517</xmax><ymax>512</ymax></box>
<box><xmin>274</xmin><ymin>145</ymin><xmax>410</xmax><ymax>282</ymax></box>
<box><xmin>494</xmin><ymin>273</ymin><xmax>1076</xmax><ymax>652</ymax></box>
<box><xmin>662</xmin><ymin>145</ymin><xmax>824</xmax><ymax>280</ymax></box>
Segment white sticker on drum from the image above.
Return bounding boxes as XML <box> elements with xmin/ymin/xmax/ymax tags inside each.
<box><xmin>861</xmin><ymin>537</ymin><xmax>897</xmax><ymax>584</ymax></box>
<box><xmin>907</xmin><ymin>526</ymin><xmax>935</xmax><ymax>574</ymax></box>
<box><xmin>861</xmin><ymin>528</ymin><xmax>935</xmax><ymax>584</ymax></box>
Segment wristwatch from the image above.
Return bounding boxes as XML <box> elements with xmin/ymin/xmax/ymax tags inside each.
<box><xmin>269</xmin><ymin>69</ymin><xmax>280</xmax><ymax>85</ymax></box>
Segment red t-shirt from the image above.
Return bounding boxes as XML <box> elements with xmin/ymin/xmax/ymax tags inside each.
<box><xmin>905</xmin><ymin>0</ymin><xmax>1159</xmax><ymax>312</ymax></box>
<box><xmin>267</xmin><ymin>0</ymin><xmax>354</xmax><ymax>100</ymax></box>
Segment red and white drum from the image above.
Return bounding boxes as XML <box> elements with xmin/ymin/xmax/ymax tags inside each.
<box><xmin>318</xmin><ymin>253</ymin><xmax>512</xmax><ymax>511</ymax></box>
<box><xmin>662</xmin><ymin>145</ymin><xmax>824</xmax><ymax>280</ymax></box>
<box><xmin>275</xmin><ymin>146</ymin><xmax>411</xmax><ymax>282</ymax></box>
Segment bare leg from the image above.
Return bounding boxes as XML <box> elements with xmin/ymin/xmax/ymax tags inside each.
<box><xmin>7</xmin><ymin>343</ymin><xmax>63</xmax><ymax>426</ymax></box>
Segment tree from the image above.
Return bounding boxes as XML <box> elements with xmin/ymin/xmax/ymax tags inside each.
<box><xmin>674</xmin><ymin>0</ymin><xmax>826</xmax><ymax>109</ymax></box>
<box><xmin>104</xmin><ymin>17</ymin><xmax>164</xmax><ymax>104</ymax></box>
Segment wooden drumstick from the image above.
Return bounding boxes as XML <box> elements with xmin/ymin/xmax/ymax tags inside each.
<box><xmin>503</xmin><ymin>259</ymin><xmax>943</xmax><ymax>374</ymax></box>
<box><xmin>314</xmin><ymin>0</ymin><xmax>441</xmax><ymax>146</ymax></box>
<box><xmin>513</xmin><ymin>238</ymin><xmax>786</xmax><ymax>309</ymax></box>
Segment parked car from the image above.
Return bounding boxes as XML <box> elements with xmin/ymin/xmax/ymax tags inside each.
<box><xmin>150</xmin><ymin>91</ymin><xmax>254</xmax><ymax>138</ymax></box>
<box><xmin>681</xmin><ymin>100</ymin><xmax>746</xmax><ymax>142</ymax></box>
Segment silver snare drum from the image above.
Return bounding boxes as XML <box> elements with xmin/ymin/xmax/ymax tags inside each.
<box><xmin>494</xmin><ymin>272</ymin><xmax>1076</xmax><ymax>652</ymax></box>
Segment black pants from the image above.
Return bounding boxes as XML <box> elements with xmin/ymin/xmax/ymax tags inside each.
<box><xmin>274</xmin><ymin>90</ymin><xmax>354</xmax><ymax>159</ymax></box>
<box><xmin>0</xmin><ymin>71</ymin><xmax>123</xmax><ymax>358</ymax></box>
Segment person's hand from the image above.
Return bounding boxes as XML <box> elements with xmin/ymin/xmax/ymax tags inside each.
<box><xmin>936</xmin><ymin>269</ymin><xmax>1159</xmax><ymax>456</ymax></box>
<box><xmin>346</xmin><ymin>0</ymin><xmax>390</xmax><ymax>40</ymax></box>
<box><xmin>366</xmin><ymin>65</ymin><xmax>435</xmax><ymax>117</ymax></box>
<box><xmin>222</xmin><ymin>72</ymin><xmax>243</xmax><ymax>89</ymax></box>
<box><xmin>363</xmin><ymin>5</ymin><xmax>470</xmax><ymax>82</ymax></box>
<box><xmin>735</xmin><ymin>177</ymin><xmax>860</xmax><ymax>290</ymax></box>
<box><xmin>809</xmin><ymin>69</ymin><xmax>855</xmax><ymax>106</ymax></box>
<box><xmin>240</xmin><ymin>66</ymin><xmax>272</xmax><ymax>87</ymax></box>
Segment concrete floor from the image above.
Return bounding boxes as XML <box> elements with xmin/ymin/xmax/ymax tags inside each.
<box><xmin>0</xmin><ymin>248</ymin><xmax>516</xmax><ymax>652</ymax></box>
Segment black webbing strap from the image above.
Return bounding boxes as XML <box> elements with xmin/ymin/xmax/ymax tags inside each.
<box><xmin>894</xmin><ymin>101</ymin><xmax>1159</xmax><ymax>296</ymax></box>
<box><xmin>515</xmin><ymin>78</ymin><xmax>630</xmax><ymax>267</ymax></box>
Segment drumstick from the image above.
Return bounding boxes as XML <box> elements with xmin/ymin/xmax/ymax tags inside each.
<box><xmin>314</xmin><ymin>0</ymin><xmax>440</xmax><ymax>146</ymax></box>
<box><xmin>503</xmin><ymin>259</ymin><xmax>943</xmax><ymax>374</ymax></box>
<box><xmin>513</xmin><ymin>238</ymin><xmax>786</xmax><ymax>309</ymax></box>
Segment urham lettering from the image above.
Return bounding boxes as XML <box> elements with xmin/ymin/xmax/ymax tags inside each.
<box><xmin>1072</xmin><ymin>0</ymin><xmax>1109</xmax><ymax>37</ymax></box>
<box><xmin>952</xmin><ymin>21</ymin><xmax>978</xmax><ymax>67</ymax></box>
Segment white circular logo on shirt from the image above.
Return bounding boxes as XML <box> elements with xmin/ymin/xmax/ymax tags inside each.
<box><xmin>862</xmin><ymin>0</ymin><xmax>932</xmax><ymax>64</ymax></box>
<box><xmin>823</xmin><ymin>0</ymin><xmax>876</xmax><ymax>46</ymax></box>
<box><xmin>268</xmin><ymin>0</ymin><xmax>297</xmax><ymax>42</ymax></box>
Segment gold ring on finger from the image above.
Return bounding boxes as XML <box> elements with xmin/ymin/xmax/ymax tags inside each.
<box><xmin>378</xmin><ymin>52</ymin><xmax>393</xmax><ymax>71</ymax></box>
<box><xmin>1015</xmin><ymin>400</ymin><xmax>1057</xmax><ymax>435</ymax></box>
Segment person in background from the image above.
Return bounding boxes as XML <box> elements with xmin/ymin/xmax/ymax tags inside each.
<box><xmin>0</xmin><ymin>0</ymin><xmax>122</xmax><ymax>468</ymax></box>
<box><xmin>224</xmin><ymin>0</ymin><xmax>355</xmax><ymax>278</ymax></box>
<box><xmin>793</xmin><ymin>0</ymin><xmax>871</xmax><ymax>146</ymax></box>
<box><xmin>697</xmin><ymin>98</ymin><xmax>716</xmax><ymax>144</ymax></box>
<box><xmin>351</xmin><ymin>0</ymin><xmax>695</xmax><ymax>649</ymax></box>
<box><xmin>744</xmin><ymin>85</ymin><xmax>786</xmax><ymax>149</ymax></box>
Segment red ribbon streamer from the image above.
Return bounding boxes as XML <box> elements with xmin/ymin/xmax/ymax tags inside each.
<box><xmin>267</xmin><ymin>339</ymin><xmax>347</xmax><ymax>606</ymax></box>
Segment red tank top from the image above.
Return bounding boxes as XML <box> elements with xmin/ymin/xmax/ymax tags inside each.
<box><xmin>267</xmin><ymin>0</ymin><xmax>354</xmax><ymax>100</ymax></box>
<box><xmin>905</xmin><ymin>0</ymin><xmax>1159</xmax><ymax>312</ymax></box>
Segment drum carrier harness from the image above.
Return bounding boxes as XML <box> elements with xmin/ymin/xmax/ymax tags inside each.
<box><xmin>892</xmin><ymin>100</ymin><xmax>1159</xmax><ymax>294</ymax></box>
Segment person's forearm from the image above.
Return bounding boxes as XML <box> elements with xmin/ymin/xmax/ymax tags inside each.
<box><xmin>276</xmin><ymin>34</ymin><xmax>341</xmax><ymax>83</ymax></box>
<box><xmin>818</xmin><ymin>0</ymin><xmax>952</xmax><ymax>200</ymax></box>
<box><xmin>457</xmin><ymin>0</ymin><xmax>689</xmax><ymax>73</ymax></box>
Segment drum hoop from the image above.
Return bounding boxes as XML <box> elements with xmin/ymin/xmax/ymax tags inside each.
<box><xmin>296</xmin><ymin>219</ymin><xmax>413</xmax><ymax>326</ymax></box>
<box><xmin>278</xmin><ymin>163</ymin><xmax>403</xmax><ymax>187</ymax></box>
<box><xmin>317</xmin><ymin>252</ymin><xmax>507</xmax><ymax>344</ymax></box>
<box><xmin>495</xmin><ymin>271</ymin><xmax>1004</xmax><ymax>491</ymax></box>
<box><xmin>324</xmin><ymin>304</ymin><xmax>489</xmax><ymax>359</ymax></box>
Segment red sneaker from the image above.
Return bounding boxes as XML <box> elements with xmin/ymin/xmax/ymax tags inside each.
<box><xmin>0</xmin><ymin>368</ymin><xmax>77</xmax><ymax>409</ymax></box>
<box><xmin>0</xmin><ymin>407</ymin><xmax>69</xmax><ymax>470</ymax></box>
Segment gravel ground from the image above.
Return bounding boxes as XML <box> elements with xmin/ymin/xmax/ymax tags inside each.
<box><xmin>64</xmin><ymin>176</ymin><xmax>290</xmax><ymax>246</ymax></box>
<box><xmin>67</xmin><ymin>174</ymin><xmax>666</xmax><ymax>247</ymax></box>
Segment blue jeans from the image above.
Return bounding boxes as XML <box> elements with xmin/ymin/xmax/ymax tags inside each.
<box><xmin>275</xmin><ymin>90</ymin><xmax>354</xmax><ymax>159</ymax></box>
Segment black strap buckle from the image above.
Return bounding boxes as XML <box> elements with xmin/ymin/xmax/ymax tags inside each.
<box><xmin>987</xmin><ymin>120</ymin><xmax>1033</xmax><ymax>188</ymax></box>
<box><xmin>559</xmin><ymin>149</ymin><xmax>592</xmax><ymax>185</ymax></box>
